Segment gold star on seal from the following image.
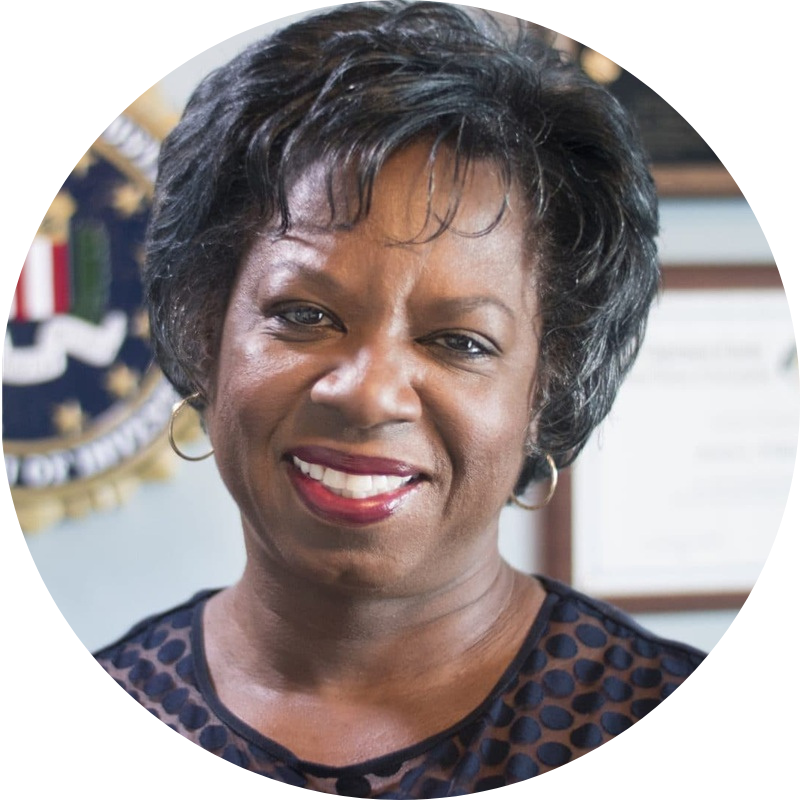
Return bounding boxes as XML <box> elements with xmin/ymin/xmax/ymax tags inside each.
<box><xmin>52</xmin><ymin>400</ymin><xmax>86</xmax><ymax>435</ymax></box>
<box><xmin>73</xmin><ymin>151</ymin><xmax>97</xmax><ymax>178</ymax></box>
<box><xmin>132</xmin><ymin>244</ymin><xmax>146</xmax><ymax>268</ymax></box>
<box><xmin>112</xmin><ymin>183</ymin><xmax>146</xmax><ymax>217</ymax></box>
<box><xmin>105</xmin><ymin>364</ymin><xmax>140</xmax><ymax>399</ymax></box>
<box><xmin>130</xmin><ymin>308</ymin><xmax>151</xmax><ymax>340</ymax></box>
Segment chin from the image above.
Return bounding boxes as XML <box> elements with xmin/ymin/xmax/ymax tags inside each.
<box><xmin>270</xmin><ymin>539</ymin><xmax>438</xmax><ymax>598</ymax></box>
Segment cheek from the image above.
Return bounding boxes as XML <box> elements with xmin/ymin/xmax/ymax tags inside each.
<box><xmin>207</xmin><ymin>333</ymin><xmax>305</xmax><ymax>449</ymax></box>
<box><xmin>432</xmin><ymin>378</ymin><xmax>532</xmax><ymax>491</ymax></box>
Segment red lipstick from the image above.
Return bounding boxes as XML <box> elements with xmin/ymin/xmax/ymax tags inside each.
<box><xmin>285</xmin><ymin>446</ymin><xmax>424</xmax><ymax>526</ymax></box>
<box><xmin>290</xmin><ymin>445</ymin><xmax>421</xmax><ymax>476</ymax></box>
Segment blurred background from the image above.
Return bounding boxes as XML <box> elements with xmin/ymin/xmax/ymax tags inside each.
<box><xmin>5</xmin><ymin>9</ymin><xmax>796</xmax><ymax>655</ymax></box>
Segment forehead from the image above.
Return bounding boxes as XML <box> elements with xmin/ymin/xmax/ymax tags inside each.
<box><xmin>281</xmin><ymin>142</ymin><xmax>523</xmax><ymax>248</ymax></box>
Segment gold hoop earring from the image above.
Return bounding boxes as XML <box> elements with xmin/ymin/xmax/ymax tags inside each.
<box><xmin>510</xmin><ymin>454</ymin><xmax>558</xmax><ymax>511</ymax></box>
<box><xmin>168</xmin><ymin>392</ymin><xmax>214</xmax><ymax>461</ymax></box>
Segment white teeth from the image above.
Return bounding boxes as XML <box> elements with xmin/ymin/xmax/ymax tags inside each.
<box><xmin>292</xmin><ymin>456</ymin><xmax>414</xmax><ymax>498</ymax></box>
<box><xmin>309</xmin><ymin>463</ymin><xmax>324</xmax><ymax>480</ymax></box>
<box><xmin>322</xmin><ymin>467</ymin><xmax>347</xmax><ymax>490</ymax></box>
<box><xmin>345</xmin><ymin>474</ymin><xmax>373</xmax><ymax>493</ymax></box>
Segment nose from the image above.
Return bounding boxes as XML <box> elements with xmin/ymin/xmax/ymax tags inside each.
<box><xmin>309</xmin><ymin>342</ymin><xmax>422</xmax><ymax>429</ymax></box>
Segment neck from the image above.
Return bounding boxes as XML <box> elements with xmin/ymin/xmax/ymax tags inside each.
<box><xmin>205</xmin><ymin>546</ymin><xmax>532</xmax><ymax>693</ymax></box>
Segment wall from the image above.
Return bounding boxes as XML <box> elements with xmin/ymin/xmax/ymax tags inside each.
<box><xmin>17</xmin><ymin>12</ymin><xmax>785</xmax><ymax>657</ymax></box>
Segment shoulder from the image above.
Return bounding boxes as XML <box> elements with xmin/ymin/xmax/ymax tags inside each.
<box><xmin>93</xmin><ymin>589</ymin><xmax>219</xmax><ymax>696</ymax></box>
<box><xmin>535</xmin><ymin>574</ymin><xmax>706</xmax><ymax>669</ymax></box>
<box><xmin>537</xmin><ymin>576</ymin><xmax>707</xmax><ymax>665</ymax></box>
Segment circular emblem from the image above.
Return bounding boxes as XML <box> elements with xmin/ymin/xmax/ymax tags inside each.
<box><xmin>3</xmin><ymin>93</ymin><xmax>198</xmax><ymax>532</ymax></box>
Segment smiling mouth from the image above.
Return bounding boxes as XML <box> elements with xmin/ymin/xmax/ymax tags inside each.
<box><xmin>286</xmin><ymin>448</ymin><xmax>424</xmax><ymax>525</ymax></box>
<box><xmin>292</xmin><ymin>455</ymin><xmax>415</xmax><ymax>499</ymax></box>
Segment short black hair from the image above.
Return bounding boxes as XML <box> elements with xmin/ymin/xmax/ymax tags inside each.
<box><xmin>144</xmin><ymin>1</ymin><xmax>659</xmax><ymax>490</ymax></box>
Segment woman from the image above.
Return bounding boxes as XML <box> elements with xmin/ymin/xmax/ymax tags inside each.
<box><xmin>95</xmin><ymin>2</ymin><xmax>704</xmax><ymax>794</ymax></box>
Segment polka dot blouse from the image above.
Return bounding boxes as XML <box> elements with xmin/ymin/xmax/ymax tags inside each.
<box><xmin>94</xmin><ymin>576</ymin><xmax>704</xmax><ymax>795</ymax></box>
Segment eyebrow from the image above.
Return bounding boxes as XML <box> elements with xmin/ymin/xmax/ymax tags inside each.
<box><xmin>268</xmin><ymin>260</ymin><xmax>345</xmax><ymax>293</ymax></box>
<box><xmin>428</xmin><ymin>295</ymin><xmax>516</xmax><ymax>321</ymax></box>
<box><xmin>257</xmin><ymin>250</ymin><xmax>517</xmax><ymax>321</ymax></box>
<box><xmin>253</xmin><ymin>247</ymin><xmax>347</xmax><ymax>294</ymax></box>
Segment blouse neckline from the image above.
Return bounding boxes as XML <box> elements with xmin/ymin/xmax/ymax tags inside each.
<box><xmin>189</xmin><ymin>578</ymin><xmax>561</xmax><ymax>777</ymax></box>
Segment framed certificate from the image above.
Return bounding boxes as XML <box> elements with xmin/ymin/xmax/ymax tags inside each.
<box><xmin>541</xmin><ymin>265</ymin><xmax>798</xmax><ymax>611</ymax></box>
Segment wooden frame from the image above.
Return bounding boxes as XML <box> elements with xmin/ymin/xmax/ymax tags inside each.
<box><xmin>539</xmin><ymin>264</ymin><xmax>792</xmax><ymax>612</ymax></box>
<box><xmin>650</xmin><ymin>165</ymin><xmax>739</xmax><ymax>198</ymax></box>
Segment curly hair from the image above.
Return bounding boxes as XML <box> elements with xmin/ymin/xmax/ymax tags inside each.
<box><xmin>144</xmin><ymin>1</ymin><xmax>659</xmax><ymax>491</ymax></box>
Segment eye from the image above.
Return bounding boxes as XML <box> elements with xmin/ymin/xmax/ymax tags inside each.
<box><xmin>430</xmin><ymin>332</ymin><xmax>497</xmax><ymax>357</ymax></box>
<box><xmin>277</xmin><ymin>305</ymin><xmax>337</xmax><ymax>328</ymax></box>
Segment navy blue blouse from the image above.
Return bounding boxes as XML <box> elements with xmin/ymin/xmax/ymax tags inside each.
<box><xmin>94</xmin><ymin>576</ymin><xmax>704</xmax><ymax>796</ymax></box>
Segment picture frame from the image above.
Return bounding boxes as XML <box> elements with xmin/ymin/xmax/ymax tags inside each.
<box><xmin>540</xmin><ymin>264</ymin><xmax>796</xmax><ymax>612</ymax></box>
<box><xmin>549</xmin><ymin>31</ymin><xmax>741</xmax><ymax>197</ymax></box>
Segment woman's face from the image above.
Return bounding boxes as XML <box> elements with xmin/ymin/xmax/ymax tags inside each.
<box><xmin>206</xmin><ymin>144</ymin><xmax>540</xmax><ymax>596</ymax></box>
